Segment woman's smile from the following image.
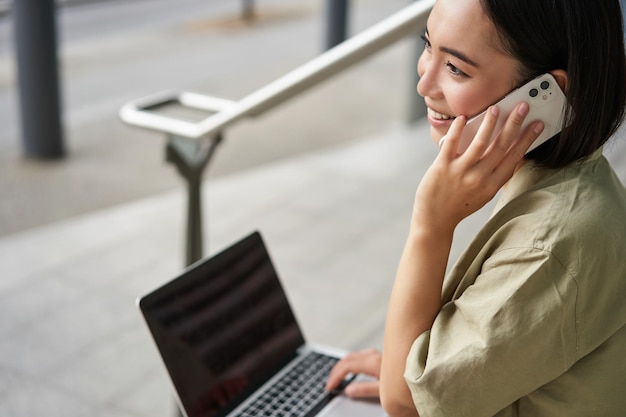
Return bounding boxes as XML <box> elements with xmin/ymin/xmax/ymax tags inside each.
<box><xmin>426</xmin><ymin>107</ymin><xmax>456</xmax><ymax>130</ymax></box>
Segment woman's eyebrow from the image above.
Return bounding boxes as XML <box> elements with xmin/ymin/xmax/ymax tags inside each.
<box><xmin>440</xmin><ymin>46</ymin><xmax>480</xmax><ymax>68</ymax></box>
<box><xmin>425</xmin><ymin>28</ymin><xmax>480</xmax><ymax>68</ymax></box>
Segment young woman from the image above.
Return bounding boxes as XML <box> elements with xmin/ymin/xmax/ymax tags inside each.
<box><xmin>326</xmin><ymin>0</ymin><xmax>626</xmax><ymax>416</ymax></box>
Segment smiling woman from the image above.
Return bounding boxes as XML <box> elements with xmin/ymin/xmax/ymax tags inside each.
<box><xmin>326</xmin><ymin>0</ymin><xmax>626</xmax><ymax>416</ymax></box>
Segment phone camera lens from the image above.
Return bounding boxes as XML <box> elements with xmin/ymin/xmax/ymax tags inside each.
<box><xmin>540</xmin><ymin>81</ymin><xmax>550</xmax><ymax>90</ymax></box>
<box><xmin>529</xmin><ymin>88</ymin><xmax>539</xmax><ymax>97</ymax></box>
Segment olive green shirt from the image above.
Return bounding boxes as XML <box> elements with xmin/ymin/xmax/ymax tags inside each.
<box><xmin>404</xmin><ymin>150</ymin><xmax>626</xmax><ymax>417</ymax></box>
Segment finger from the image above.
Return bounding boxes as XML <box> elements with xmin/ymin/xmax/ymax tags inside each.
<box><xmin>464</xmin><ymin>106</ymin><xmax>500</xmax><ymax>159</ymax></box>
<box><xmin>439</xmin><ymin>115</ymin><xmax>467</xmax><ymax>158</ymax></box>
<box><xmin>326</xmin><ymin>349</ymin><xmax>381</xmax><ymax>391</ymax></box>
<box><xmin>326</xmin><ymin>361</ymin><xmax>351</xmax><ymax>391</ymax></box>
<box><xmin>326</xmin><ymin>357</ymin><xmax>359</xmax><ymax>391</ymax></box>
<box><xmin>489</xmin><ymin>102</ymin><xmax>529</xmax><ymax>157</ymax></box>
<box><xmin>493</xmin><ymin>120</ymin><xmax>544</xmax><ymax>181</ymax></box>
<box><xmin>513</xmin><ymin>120</ymin><xmax>545</xmax><ymax>158</ymax></box>
<box><xmin>344</xmin><ymin>381</ymin><xmax>380</xmax><ymax>399</ymax></box>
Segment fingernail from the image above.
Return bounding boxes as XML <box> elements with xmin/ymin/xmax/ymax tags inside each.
<box><xmin>490</xmin><ymin>106</ymin><xmax>499</xmax><ymax>117</ymax></box>
<box><xmin>345</xmin><ymin>385</ymin><xmax>356</xmax><ymax>397</ymax></box>
<box><xmin>533</xmin><ymin>121</ymin><xmax>545</xmax><ymax>134</ymax></box>
<box><xmin>517</xmin><ymin>102</ymin><xmax>529</xmax><ymax>116</ymax></box>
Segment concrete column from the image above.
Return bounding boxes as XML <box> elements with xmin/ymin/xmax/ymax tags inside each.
<box><xmin>324</xmin><ymin>0</ymin><xmax>349</xmax><ymax>50</ymax></box>
<box><xmin>14</xmin><ymin>0</ymin><xmax>65</xmax><ymax>158</ymax></box>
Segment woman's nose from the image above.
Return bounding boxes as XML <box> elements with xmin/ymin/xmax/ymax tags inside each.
<box><xmin>416</xmin><ymin>54</ymin><xmax>439</xmax><ymax>99</ymax></box>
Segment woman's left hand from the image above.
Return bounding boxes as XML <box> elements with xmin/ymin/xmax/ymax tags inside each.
<box><xmin>326</xmin><ymin>348</ymin><xmax>382</xmax><ymax>399</ymax></box>
<box><xmin>413</xmin><ymin>102</ymin><xmax>544</xmax><ymax>234</ymax></box>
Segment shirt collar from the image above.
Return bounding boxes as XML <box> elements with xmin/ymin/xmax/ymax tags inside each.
<box><xmin>491</xmin><ymin>147</ymin><xmax>604</xmax><ymax>216</ymax></box>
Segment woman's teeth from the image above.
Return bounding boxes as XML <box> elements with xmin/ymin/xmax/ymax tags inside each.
<box><xmin>428</xmin><ymin>108</ymin><xmax>454</xmax><ymax>120</ymax></box>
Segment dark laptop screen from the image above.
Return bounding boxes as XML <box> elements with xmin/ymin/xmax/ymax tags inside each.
<box><xmin>139</xmin><ymin>232</ymin><xmax>306</xmax><ymax>417</ymax></box>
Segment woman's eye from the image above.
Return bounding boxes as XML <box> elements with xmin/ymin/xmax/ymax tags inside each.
<box><xmin>420</xmin><ymin>34</ymin><xmax>431</xmax><ymax>50</ymax></box>
<box><xmin>446</xmin><ymin>61</ymin><xmax>468</xmax><ymax>77</ymax></box>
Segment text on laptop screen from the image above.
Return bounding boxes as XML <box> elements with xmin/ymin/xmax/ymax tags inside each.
<box><xmin>139</xmin><ymin>233</ymin><xmax>306</xmax><ymax>417</ymax></box>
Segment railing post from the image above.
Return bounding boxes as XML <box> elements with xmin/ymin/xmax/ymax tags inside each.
<box><xmin>13</xmin><ymin>0</ymin><xmax>65</xmax><ymax>159</ymax></box>
<box><xmin>324</xmin><ymin>0</ymin><xmax>350</xmax><ymax>49</ymax></box>
<box><xmin>166</xmin><ymin>134</ymin><xmax>223</xmax><ymax>266</ymax></box>
<box><xmin>242</xmin><ymin>0</ymin><xmax>255</xmax><ymax>22</ymax></box>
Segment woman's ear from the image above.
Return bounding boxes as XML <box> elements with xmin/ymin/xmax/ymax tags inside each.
<box><xmin>550</xmin><ymin>69</ymin><xmax>569</xmax><ymax>93</ymax></box>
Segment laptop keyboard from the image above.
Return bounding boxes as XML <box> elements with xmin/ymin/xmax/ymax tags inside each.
<box><xmin>235</xmin><ymin>351</ymin><xmax>345</xmax><ymax>417</ymax></box>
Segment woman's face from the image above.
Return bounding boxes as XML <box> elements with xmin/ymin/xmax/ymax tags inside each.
<box><xmin>418</xmin><ymin>0</ymin><xmax>524</xmax><ymax>145</ymax></box>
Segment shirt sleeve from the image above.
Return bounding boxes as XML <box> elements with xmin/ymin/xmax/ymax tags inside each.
<box><xmin>404</xmin><ymin>246</ymin><xmax>579</xmax><ymax>417</ymax></box>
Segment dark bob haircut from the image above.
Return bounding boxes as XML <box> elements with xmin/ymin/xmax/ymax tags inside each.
<box><xmin>481</xmin><ymin>0</ymin><xmax>626</xmax><ymax>168</ymax></box>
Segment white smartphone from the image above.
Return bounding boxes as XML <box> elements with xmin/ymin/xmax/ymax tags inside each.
<box><xmin>456</xmin><ymin>73</ymin><xmax>568</xmax><ymax>155</ymax></box>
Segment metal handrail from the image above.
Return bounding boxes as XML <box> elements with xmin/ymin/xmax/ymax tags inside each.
<box><xmin>119</xmin><ymin>0</ymin><xmax>434</xmax><ymax>140</ymax></box>
<box><xmin>119</xmin><ymin>0</ymin><xmax>434</xmax><ymax>271</ymax></box>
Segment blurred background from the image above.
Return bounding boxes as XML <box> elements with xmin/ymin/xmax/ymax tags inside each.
<box><xmin>0</xmin><ymin>0</ymin><xmax>420</xmax><ymax>237</ymax></box>
<box><xmin>0</xmin><ymin>1</ymin><xmax>429</xmax><ymax>416</ymax></box>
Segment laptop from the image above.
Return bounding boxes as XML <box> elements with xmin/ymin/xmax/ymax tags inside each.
<box><xmin>137</xmin><ymin>230</ymin><xmax>387</xmax><ymax>417</ymax></box>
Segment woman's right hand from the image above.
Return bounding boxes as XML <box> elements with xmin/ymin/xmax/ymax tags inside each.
<box><xmin>325</xmin><ymin>348</ymin><xmax>382</xmax><ymax>399</ymax></box>
<box><xmin>411</xmin><ymin>103</ymin><xmax>543</xmax><ymax>235</ymax></box>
